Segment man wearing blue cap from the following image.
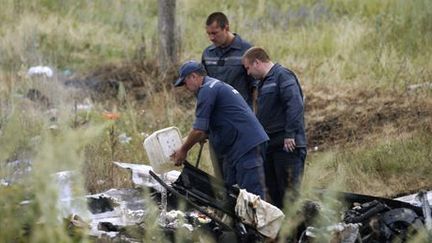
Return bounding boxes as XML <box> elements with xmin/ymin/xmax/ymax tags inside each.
<box><xmin>171</xmin><ymin>60</ymin><xmax>268</xmax><ymax>198</ymax></box>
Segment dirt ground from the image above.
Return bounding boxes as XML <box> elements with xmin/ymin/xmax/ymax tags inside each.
<box><xmin>69</xmin><ymin>62</ymin><xmax>432</xmax><ymax>150</ymax></box>
<box><xmin>305</xmin><ymin>84</ymin><xmax>432</xmax><ymax>149</ymax></box>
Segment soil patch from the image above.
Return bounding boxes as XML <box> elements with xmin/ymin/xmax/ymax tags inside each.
<box><xmin>67</xmin><ymin>63</ymin><xmax>432</xmax><ymax>149</ymax></box>
<box><xmin>305</xmin><ymin>85</ymin><xmax>432</xmax><ymax>149</ymax></box>
<box><xmin>64</xmin><ymin>60</ymin><xmax>177</xmax><ymax>101</ymax></box>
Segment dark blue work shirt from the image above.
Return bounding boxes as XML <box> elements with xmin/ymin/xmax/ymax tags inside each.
<box><xmin>193</xmin><ymin>76</ymin><xmax>269</xmax><ymax>163</ymax></box>
<box><xmin>202</xmin><ymin>34</ymin><xmax>257</xmax><ymax>107</ymax></box>
<box><xmin>256</xmin><ymin>64</ymin><xmax>307</xmax><ymax>147</ymax></box>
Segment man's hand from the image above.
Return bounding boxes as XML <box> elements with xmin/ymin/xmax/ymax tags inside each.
<box><xmin>171</xmin><ymin>148</ymin><xmax>187</xmax><ymax>166</ymax></box>
<box><xmin>198</xmin><ymin>138</ymin><xmax>208</xmax><ymax>146</ymax></box>
<box><xmin>284</xmin><ymin>138</ymin><xmax>296</xmax><ymax>152</ymax></box>
<box><xmin>171</xmin><ymin>128</ymin><xmax>207</xmax><ymax>166</ymax></box>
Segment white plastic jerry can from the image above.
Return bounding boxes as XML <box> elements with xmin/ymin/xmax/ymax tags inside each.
<box><xmin>143</xmin><ymin>126</ymin><xmax>183</xmax><ymax>174</ymax></box>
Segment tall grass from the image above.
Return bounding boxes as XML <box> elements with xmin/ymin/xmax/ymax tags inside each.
<box><xmin>0</xmin><ymin>0</ymin><xmax>158</xmax><ymax>71</ymax></box>
<box><xmin>1</xmin><ymin>0</ymin><xmax>430</xmax><ymax>87</ymax></box>
<box><xmin>304</xmin><ymin>129</ymin><xmax>432</xmax><ymax>197</ymax></box>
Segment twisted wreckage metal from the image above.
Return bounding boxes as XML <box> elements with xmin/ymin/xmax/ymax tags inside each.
<box><xmin>148</xmin><ymin>161</ymin><xmax>432</xmax><ymax>242</ymax></box>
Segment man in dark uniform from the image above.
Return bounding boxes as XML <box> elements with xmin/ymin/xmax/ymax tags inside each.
<box><xmin>202</xmin><ymin>12</ymin><xmax>257</xmax><ymax>107</ymax></box>
<box><xmin>202</xmin><ymin>12</ymin><xmax>258</xmax><ymax>179</ymax></box>
<box><xmin>171</xmin><ymin>60</ymin><xmax>268</xmax><ymax>198</ymax></box>
<box><xmin>242</xmin><ymin>47</ymin><xmax>307</xmax><ymax>209</ymax></box>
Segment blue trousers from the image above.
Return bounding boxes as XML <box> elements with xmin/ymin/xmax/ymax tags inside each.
<box><xmin>264</xmin><ymin>146</ymin><xmax>307</xmax><ymax>209</ymax></box>
<box><xmin>223</xmin><ymin>143</ymin><xmax>267</xmax><ymax>199</ymax></box>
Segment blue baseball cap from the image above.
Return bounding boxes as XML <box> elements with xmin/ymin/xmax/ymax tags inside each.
<box><xmin>174</xmin><ymin>60</ymin><xmax>205</xmax><ymax>87</ymax></box>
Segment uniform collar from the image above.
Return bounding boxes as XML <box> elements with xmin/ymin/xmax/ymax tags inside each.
<box><xmin>196</xmin><ymin>76</ymin><xmax>213</xmax><ymax>97</ymax></box>
<box><xmin>264</xmin><ymin>63</ymin><xmax>280</xmax><ymax>79</ymax></box>
<box><xmin>208</xmin><ymin>33</ymin><xmax>242</xmax><ymax>51</ymax></box>
<box><xmin>259</xmin><ymin>63</ymin><xmax>280</xmax><ymax>87</ymax></box>
<box><xmin>202</xmin><ymin>76</ymin><xmax>210</xmax><ymax>85</ymax></box>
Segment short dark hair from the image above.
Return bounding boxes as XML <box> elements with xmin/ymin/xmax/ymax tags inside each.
<box><xmin>206</xmin><ymin>12</ymin><xmax>229</xmax><ymax>29</ymax></box>
<box><xmin>194</xmin><ymin>68</ymin><xmax>207</xmax><ymax>76</ymax></box>
<box><xmin>243</xmin><ymin>47</ymin><xmax>271</xmax><ymax>63</ymax></box>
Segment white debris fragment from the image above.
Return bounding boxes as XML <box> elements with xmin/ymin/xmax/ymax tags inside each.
<box><xmin>182</xmin><ymin>223</ymin><xmax>194</xmax><ymax>231</ymax></box>
<box><xmin>76</xmin><ymin>98</ymin><xmax>93</xmax><ymax>112</ymax></box>
<box><xmin>0</xmin><ymin>179</ymin><xmax>9</xmax><ymax>186</ymax></box>
<box><xmin>166</xmin><ymin>210</ymin><xmax>185</xmax><ymax>222</ymax></box>
<box><xmin>395</xmin><ymin>191</ymin><xmax>432</xmax><ymax>207</ymax></box>
<box><xmin>113</xmin><ymin>162</ymin><xmax>180</xmax><ymax>190</ymax></box>
<box><xmin>118</xmin><ymin>133</ymin><xmax>132</xmax><ymax>144</ymax></box>
<box><xmin>96</xmin><ymin>179</ymin><xmax>105</xmax><ymax>185</ymax></box>
<box><xmin>1</xmin><ymin>160</ymin><xmax>32</xmax><ymax>185</ymax></box>
<box><xmin>407</xmin><ymin>82</ymin><xmax>432</xmax><ymax>92</ymax></box>
<box><xmin>27</xmin><ymin>66</ymin><xmax>53</xmax><ymax>78</ymax></box>
<box><xmin>77</xmin><ymin>103</ymin><xmax>92</xmax><ymax>111</ymax></box>
<box><xmin>53</xmin><ymin>171</ymin><xmax>91</xmax><ymax>220</ymax></box>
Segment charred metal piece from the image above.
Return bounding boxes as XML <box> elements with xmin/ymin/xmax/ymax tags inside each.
<box><xmin>416</xmin><ymin>190</ymin><xmax>432</xmax><ymax>231</ymax></box>
<box><xmin>151</xmin><ymin>164</ymin><xmax>429</xmax><ymax>243</ymax></box>
<box><xmin>341</xmin><ymin>193</ymin><xmax>426</xmax><ymax>242</ymax></box>
<box><xmin>381</xmin><ymin>208</ymin><xmax>424</xmax><ymax>241</ymax></box>
<box><xmin>87</xmin><ymin>197</ymin><xmax>115</xmax><ymax>214</ymax></box>
<box><xmin>344</xmin><ymin>200</ymin><xmax>389</xmax><ymax>224</ymax></box>
<box><xmin>150</xmin><ymin>161</ymin><xmax>263</xmax><ymax>242</ymax></box>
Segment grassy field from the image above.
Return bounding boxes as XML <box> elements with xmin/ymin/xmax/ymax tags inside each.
<box><xmin>1</xmin><ymin>0</ymin><xmax>432</xmax><ymax>241</ymax></box>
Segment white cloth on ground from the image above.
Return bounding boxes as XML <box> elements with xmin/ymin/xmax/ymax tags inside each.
<box><xmin>235</xmin><ymin>189</ymin><xmax>285</xmax><ymax>239</ymax></box>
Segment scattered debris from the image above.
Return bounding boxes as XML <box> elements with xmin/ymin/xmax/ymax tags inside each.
<box><xmin>3</xmin><ymin>160</ymin><xmax>431</xmax><ymax>242</ymax></box>
<box><xmin>62</xmin><ymin>61</ymin><xmax>169</xmax><ymax>101</ymax></box>
<box><xmin>86</xmin><ymin>188</ymin><xmax>149</xmax><ymax>239</ymax></box>
<box><xmin>27</xmin><ymin>66</ymin><xmax>53</xmax><ymax>78</ymax></box>
<box><xmin>54</xmin><ymin>171</ymin><xmax>90</xmax><ymax>220</ymax></box>
<box><xmin>0</xmin><ymin>159</ymin><xmax>32</xmax><ymax>186</ymax></box>
<box><xmin>407</xmin><ymin>82</ymin><xmax>432</xmax><ymax>93</ymax></box>
<box><xmin>397</xmin><ymin>190</ymin><xmax>432</xmax><ymax>233</ymax></box>
<box><xmin>75</xmin><ymin>98</ymin><xmax>93</xmax><ymax>112</ymax></box>
<box><xmin>26</xmin><ymin>89</ymin><xmax>51</xmax><ymax>107</ymax></box>
<box><xmin>149</xmin><ymin>161</ymin><xmax>432</xmax><ymax>242</ymax></box>
<box><xmin>112</xmin><ymin>162</ymin><xmax>180</xmax><ymax>190</ymax></box>
<box><xmin>118</xmin><ymin>133</ymin><xmax>132</xmax><ymax>144</ymax></box>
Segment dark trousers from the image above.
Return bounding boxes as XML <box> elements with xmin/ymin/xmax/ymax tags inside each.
<box><xmin>223</xmin><ymin>143</ymin><xmax>267</xmax><ymax>199</ymax></box>
<box><xmin>209</xmin><ymin>142</ymin><xmax>224</xmax><ymax>180</ymax></box>
<box><xmin>264</xmin><ymin>146</ymin><xmax>307</xmax><ymax>209</ymax></box>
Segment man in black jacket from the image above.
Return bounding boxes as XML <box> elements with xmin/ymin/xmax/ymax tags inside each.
<box><xmin>201</xmin><ymin>12</ymin><xmax>258</xmax><ymax>180</ymax></box>
<box><xmin>242</xmin><ymin>47</ymin><xmax>307</xmax><ymax>209</ymax></box>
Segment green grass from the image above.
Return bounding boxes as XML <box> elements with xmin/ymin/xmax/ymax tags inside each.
<box><xmin>305</xmin><ymin>128</ymin><xmax>432</xmax><ymax>196</ymax></box>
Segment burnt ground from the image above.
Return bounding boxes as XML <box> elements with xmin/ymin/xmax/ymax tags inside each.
<box><xmin>65</xmin><ymin>62</ymin><xmax>432</xmax><ymax>150</ymax></box>
<box><xmin>64</xmin><ymin>60</ymin><xmax>177</xmax><ymax>101</ymax></box>
<box><xmin>305</xmin><ymin>85</ymin><xmax>432</xmax><ymax>149</ymax></box>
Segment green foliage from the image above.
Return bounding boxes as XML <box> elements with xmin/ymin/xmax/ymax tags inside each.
<box><xmin>328</xmin><ymin>0</ymin><xmax>432</xmax><ymax>57</ymax></box>
<box><xmin>0</xmin><ymin>103</ymin><xmax>44</xmax><ymax>163</ymax></box>
<box><xmin>0</xmin><ymin>186</ymin><xmax>37</xmax><ymax>242</ymax></box>
<box><xmin>1</xmin><ymin>0</ymin><xmax>430</xmax><ymax>87</ymax></box>
<box><xmin>351</xmin><ymin>132</ymin><xmax>432</xmax><ymax>177</ymax></box>
<box><xmin>306</xmin><ymin>130</ymin><xmax>432</xmax><ymax>196</ymax></box>
<box><xmin>0</xmin><ymin>0</ymin><xmax>158</xmax><ymax>71</ymax></box>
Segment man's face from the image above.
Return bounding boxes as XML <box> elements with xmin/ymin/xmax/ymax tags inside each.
<box><xmin>184</xmin><ymin>73</ymin><xmax>201</xmax><ymax>93</ymax></box>
<box><xmin>206</xmin><ymin>21</ymin><xmax>229</xmax><ymax>47</ymax></box>
<box><xmin>243</xmin><ymin>58</ymin><xmax>262</xmax><ymax>80</ymax></box>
